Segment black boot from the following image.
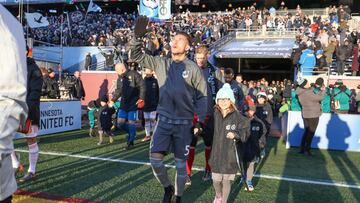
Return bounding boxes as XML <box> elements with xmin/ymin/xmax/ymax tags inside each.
<box><xmin>162</xmin><ymin>185</ymin><xmax>174</xmax><ymax>203</ymax></box>
<box><xmin>175</xmin><ymin>196</ymin><xmax>182</xmax><ymax>203</ymax></box>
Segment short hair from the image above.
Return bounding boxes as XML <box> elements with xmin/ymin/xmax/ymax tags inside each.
<box><xmin>235</xmin><ymin>73</ymin><xmax>243</xmax><ymax>77</ymax></box>
<box><xmin>195</xmin><ymin>45</ymin><xmax>209</xmax><ymax>55</ymax></box>
<box><xmin>224</xmin><ymin>68</ymin><xmax>234</xmax><ymax>75</ymax></box>
<box><xmin>176</xmin><ymin>31</ymin><xmax>192</xmax><ymax>45</ymax></box>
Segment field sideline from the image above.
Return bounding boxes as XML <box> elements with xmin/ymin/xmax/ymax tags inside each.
<box><xmin>13</xmin><ymin>129</ymin><xmax>360</xmax><ymax>203</ymax></box>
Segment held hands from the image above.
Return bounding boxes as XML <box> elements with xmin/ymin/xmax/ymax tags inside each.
<box><xmin>136</xmin><ymin>99</ymin><xmax>145</xmax><ymax>109</ymax></box>
<box><xmin>134</xmin><ymin>16</ymin><xmax>150</xmax><ymax>39</ymax></box>
<box><xmin>226</xmin><ymin>132</ymin><xmax>236</xmax><ymax>140</ymax></box>
<box><xmin>193</xmin><ymin>122</ymin><xmax>203</xmax><ymax>136</ymax></box>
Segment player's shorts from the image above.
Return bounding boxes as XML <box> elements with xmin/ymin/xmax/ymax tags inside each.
<box><xmin>190</xmin><ymin>115</ymin><xmax>214</xmax><ymax>147</ymax></box>
<box><xmin>143</xmin><ymin>111</ymin><xmax>157</xmax><ymax>120</ymax></box>
<box><xmin>117</xmin><ymin>109</ymin><xmax>137</xmax><ymax>121</ymax></box>
<box><xmin>150</xmin><ymin>120</ymin><xmax>193</xmax><ymax>160</ymax></box>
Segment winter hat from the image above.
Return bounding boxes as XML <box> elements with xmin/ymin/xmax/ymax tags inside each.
<box><xmin>244</xmin><ymin>95</ymin><xmax>256</xmax><ymax>111</ymax></box>
<box><xmin>100</xmin><ymin>95</ymin><xmax>109</xmax><ymax>103</ymax></box>
<box><xmin>256</xmin><ymin>91</ymin><xmax>267</xmax><ymax>99</ymax></box>
<box><xmin>315</xmin><ymin>77</ymin><xmax>324</xmax><ymax>87</ymax></box>
<box><xmin>216</xmin><ymin>83</ymin><xmax>235</xmax><ymax>104</ymax></box>
<box><xmin>335</xmin><ymin>79</ymin><xmax>343</xmax><ymax>85</ymax></box>
<box><xmin>296</xmin><ymin>77</ymin><xmax>308</xmax><ymax>88</ymax></box>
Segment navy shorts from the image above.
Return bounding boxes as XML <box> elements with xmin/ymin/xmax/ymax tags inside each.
<box><xmin>150</xmin><ymin>120</ymin><xmax>193</xmax><ymax>160</ymax></box>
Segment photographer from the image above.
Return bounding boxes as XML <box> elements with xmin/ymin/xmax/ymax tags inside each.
<box><xmin>42</xmin><ymin>68</ymin><xmax>60</xmax><ymax>99</ymax></box>
<box><xmin>98</xmin><ymin>47</ymin><xmax>115</xmax><ymax>70</ymax></box>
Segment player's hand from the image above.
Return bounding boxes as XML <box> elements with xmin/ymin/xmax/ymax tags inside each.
<box><xmin>134</xmin><ymin>15</ymin><xmax>150</xmax><ymax>39</ymax></box>
<box><xmin>109</xmin><ymin>101</ymin><xmax>114</xmax><ymax>107</ymax></box>
<box><xmin>136</xmin><ymin>99</ymin><xmax>145</xmax><ymax>109</ymax></box>
<box><xmin>226</xmin><ymin>132</ymin><xmax>236</xmax><ymax>140</ymax></box>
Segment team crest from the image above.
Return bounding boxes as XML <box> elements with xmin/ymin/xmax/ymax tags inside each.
<box><xmin>226</xmin><ymin>125</ymin><xmax>231</xmax><ymax>130</ymax></box>
<box><xmin>182</xmin><ymin>70</ymin><xmax>190</xmax><ymax>78</ymax></box>
<box><xmin>231</xmin><ymin>124</ymin><xmax>236</xmax><ymax>130</ymax></box>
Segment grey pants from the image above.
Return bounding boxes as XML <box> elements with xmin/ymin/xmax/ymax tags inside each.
<box><xmin>0</xmin><ymin>154</ymin><xmax>17</xmax><ymax>201</ymax></box>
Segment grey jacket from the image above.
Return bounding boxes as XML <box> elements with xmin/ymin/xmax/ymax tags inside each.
<box><xmin>296</xmin><ymin>87</ymin><xmax>325</xmax><ymax>118</ymax></box>
<box><xmin>129</xmin><ymin>39</ymin><xmax>208</xmax><ymax>122</ymax></box>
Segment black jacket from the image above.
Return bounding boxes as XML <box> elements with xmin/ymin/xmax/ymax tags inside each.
<box><xmin>143</xmin><ymin>76</ymin><xmax>159</xmax><ymax>112</ymax></box>
<box><xmin>243</xmin><ymin>116</ymin><xmax>267</xmax><ymax>163</ymax></box>
<box><xmin>255</xmin><ymin>103</ymin><xmax>273</xmax><ymax>130</ymax></box>
<box><xmin>72</xmin><ymin>78</ymin><xmax>86</xmax><ymax>99</ymax></box>
<box><xmin>97</xmin><ymin>105</ymin><xmax>115</xmax><ymax>131</ymax></box>
<box><xmin>43</xmin><ymin>77</ymin><xmax>60</xmax><ymax>99</ymax></box>
<box><xmin>209</xmin><ymin>109</ymin><xmax>250</xmax><ymax>174</ymax></box>
<box><xmin>84</xmin><ymin>55</ymin><xmax>92</xmax><ymax>69</ymax></box>
<box><xmin>112</xmin><ymin>69</ymin><xmax>145</xmax><ymax>111</ymax></box>
<box><xmin>26</xmin><ymin>57</ymin><xmax>43</xmax><ymax>125</ymax></box>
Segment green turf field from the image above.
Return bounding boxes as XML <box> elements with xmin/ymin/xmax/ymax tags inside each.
<box><xmin>14</xmin><ymin>129</ymin><xmax>360</xmax><ymax>203</ymax></box>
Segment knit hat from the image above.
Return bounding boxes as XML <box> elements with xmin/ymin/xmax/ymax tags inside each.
<box><xmin>244</xmin><ymin>96</ymin><xmax>256</xmax><ymax>111</ymax></box>
<box><xmin>256</xmin><ymin>91</ymin><xmax>267</xmax><ymax>99</ymax></box>
<box><xmin>100</xmin><ymin>95</ymin><xmax>108</xmax><ymax>103</ymax></box>
<box><xmin>315</xmin><ymin>77</ymin><xmax>324</xmax><ymax>87</ymax></box>
<box><xmin>216</xmin><ymin>83</ymin><xmax>235</xmax><ymax>104</ymax></box>
<box><xmin>335</xmin><ymin>79</ymin><xmax>343</xmax><ymax>85</ymax></box>
<box><xmin>296</xmin><ymin>77</ymin><xmax>307</xmax><ymax>88</ymax></box>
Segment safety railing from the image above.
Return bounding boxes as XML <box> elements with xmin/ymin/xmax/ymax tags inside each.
<box><xmin>230</xmin><ymin>27</ymin><xmax>298</xmax><ymax>39</ymax></box>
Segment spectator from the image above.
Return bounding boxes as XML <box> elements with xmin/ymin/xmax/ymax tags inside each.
<box><xmin>351</xmin><ymin>43</ymin><xmax>359</xmax><ymax>76</ymax></box>
<box><xmin>98</xmin><ymin>47</ymin><xmax>115</xmax><ymax>70</ymax></box>
<box><xmin>97</xmin><ymin>95</ymin><xmax>115</xmax><ymax>145</ymax></box>
<box><xmin>356</xmin><ymin>85</ymin><xmax>360</xmax><ymax>113</ymax></box>
<box><xmin>43</xmin><ymin>69</ymin><xmax>60</xmax><ymax>99</ymax></box>
<box><xmin>224</xmin><ymin>68</ymin><xmax>245</xmax><ymax>109</ymax></box>
<box><xmin>235</xmin><ymin>74</ymin><xmax>249</xmax><ymax>96</ymax></box>
<box><xmin>336</xmin><ymin>39</ymin><xmax>352</xmax><ymax>75</ymax></box>
<box><xmin>299</xmin><ymin>42</ymin><xmax>316</xmax><ymax>76</ymax></box>
<box><xmin>84</xmin><ymin>52</ymin><xmax>92</xmax><ymax>70</ymax></box>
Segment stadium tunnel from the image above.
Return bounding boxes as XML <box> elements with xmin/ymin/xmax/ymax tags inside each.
<box><xmin>211</xmin><ymin>38</ymin><xmax>295</xmax><ymax>82</ymax></box>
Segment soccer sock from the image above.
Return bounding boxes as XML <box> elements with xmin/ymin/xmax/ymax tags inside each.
<box><xmin>222</xmin><ymin>180</ymin><xmax>231</xmax><ymax>203</ymax></box>
<box><xmin>128</xmin><ymin>123</ymin><xmax>136</xmax><ymax>143</ymax></box>
<box><xmin>150</xmin><ymin>120</ymin><xmax>157</xmax><ymax>134</ymax></box>
<box><xmin>10</xmin><ymin>152</ymin><xmax>20</xmax><ymax>169</ymax></box>
<box><xmin>174</xmin><ymin>158</ymin><xmax>187</xmax><ymax>197</ymax></box>
<box><xmin>186</xmin><ymin>147</ymin><xmax>195</xmax><ymax>176</ymax></box>
<box><xmin>246</xmin><ymin>162</ymin><xmax>255</xmax><ymax>181</ymax></box>
<box><xmin>212</xmin><ymin>180</ymin><xmax>222</xmax><ymax>197</ymax></box>
<box><xmin>204</xmin><ymin>146</ymin><xmax>211</xmax><ymax>171</ymax></box>
<box><xmin>144</xmin><ymin>121</ymin><xmax>151</xmax><ymax>137</ymax></box>
<box><xmin>150</xmin><ymin>157</ymin><xmax>171</xmax><ymax>187</ymax></box>
<box><xmin>28</xmin><ymin>142</ymin><xmax>39</xmax><ymax>174</ymax></box>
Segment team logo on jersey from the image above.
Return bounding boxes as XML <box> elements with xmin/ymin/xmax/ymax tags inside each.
<box><xmin>182</xmin><ymin>70</ymin><xmax>190</xmax><ymax>78</ymax></box>
<box><xmin>252</xmin><ymin>126</ymin><xmax>260</xmax><ymax>131</ymax></box>
<box><xmin>226</xmin><ymin>125</ymin><xmax>231</xmax><ymax>130</ymax></box>
<box><xmin>152</xmin><ymin>82</ymin><xmax>156</xmax><ymax>88</ymax></box>
<box><xmin>231</xmin><ymin>124</ymin><xmax>236</xmax><ymax>130</ymax></box>
<box><xmin>207</xmin><ymin>75</ymin><xmax>214</xmax><ymax>83</ymax></box>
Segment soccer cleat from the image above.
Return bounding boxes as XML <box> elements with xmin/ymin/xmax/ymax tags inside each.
<box><xmin>202</xmin><ymin>170</ymin><xmax>212</xmax><ymax>181</ymax></box>
<box><xmin>141</xmin><ymin>136</ymin><xmax>151</xmax><ymax>142</ymax></box>
<box><xmin>304</xmin><ymin>151</ymin><xmax>313</xmax><ymax>156</ymax></box>
<box><xmin>19</xmin><ymin>172</ymin><xmax>36</xmax><ymax>183</ymax></box>
<box><xmin>185</xmin><ymin>175</ymin><xmax>192</xmax><ymax>186</ymax></box>
<box><xmin>245</xmin><ymin>180</ymin><xmax>254</xmax><ymax>192</ymax></box>
<box><xmin>162</xmin><ymin>185</ymin><xmax>174</xmax><ymax>203</ymax></box>
<box><xmin>175</xmin><ymin>196</ymin><xmax>182</xmax><ymax>203</ymax></box>
<box><xmin>260</xmin><ymin>149</ymin><xmax>266</xmax><ymax>158</ymax></box>
<box><xmin>125</xmin><ymin>142</ymin><xmax>135</xmax><ymax>150</ymax></box>
<box><xmin>213</xmin><ymin>194</ymin><xmax>222</xmax><ymax>203</ymax></box>
<box><xmin>109</xmin><ymin>136</ymin><xmax>114</xmax><ymax>144</ymax></box>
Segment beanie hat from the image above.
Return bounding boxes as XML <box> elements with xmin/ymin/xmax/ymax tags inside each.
<box><xmin>296</xmin><ymin>77</ymin><xmax>307</xmax><ymax>88</ymax></box>
<box><xmin>315</xmin><ymin>77</ymin><xmax>324</xmax><ymax>87</ymax></box>
<box><xmin>256</xmin><ymin>91</ymin><xmax>267</xmax><ymax>99</ymax></box>
<box><xmin>100</xmin><ymin>95</ymin><xmax>108</xmax><ymax>103</ymax></box>
<box><xmin>244</xmin><ymin>95</ymin><xmax>256</xmax><ymax>111</ymax></box>
<box><xmin>335</xmin><ymin>79</ymin><xmax>343</xmax><ymax>85</ymax></box>
<box><xmin>216</xmin><ymin>83</ymin><xmax>235</xmax><ymax>104</ymax></box>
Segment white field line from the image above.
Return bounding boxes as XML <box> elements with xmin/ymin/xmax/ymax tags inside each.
<box><xmin>15</xmin><ymin>149</ymin><xmax>360</xmax><ymax>190</ymax></box>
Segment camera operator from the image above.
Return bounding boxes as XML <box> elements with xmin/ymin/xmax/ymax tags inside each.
<box><xmin>42</xmin><ymin>68</ymin><xmax>60</xmax><ymax>99</ymax></box>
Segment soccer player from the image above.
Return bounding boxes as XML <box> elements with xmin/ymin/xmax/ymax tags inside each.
<box><xmin>130</xmin><ymin>16</ymin><xmax>207</xmax><ymax>203</ymax></box>
<box><xmin>186</xmin><ymin>45</ymin><xmax>223</xmax><ymax>185</ymax></box>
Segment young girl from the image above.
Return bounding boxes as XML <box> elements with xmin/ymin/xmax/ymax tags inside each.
<box><xmin>209</xmin><ymin>84</ymin><xmax>250</xmax><ymax>203</ymax></box>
